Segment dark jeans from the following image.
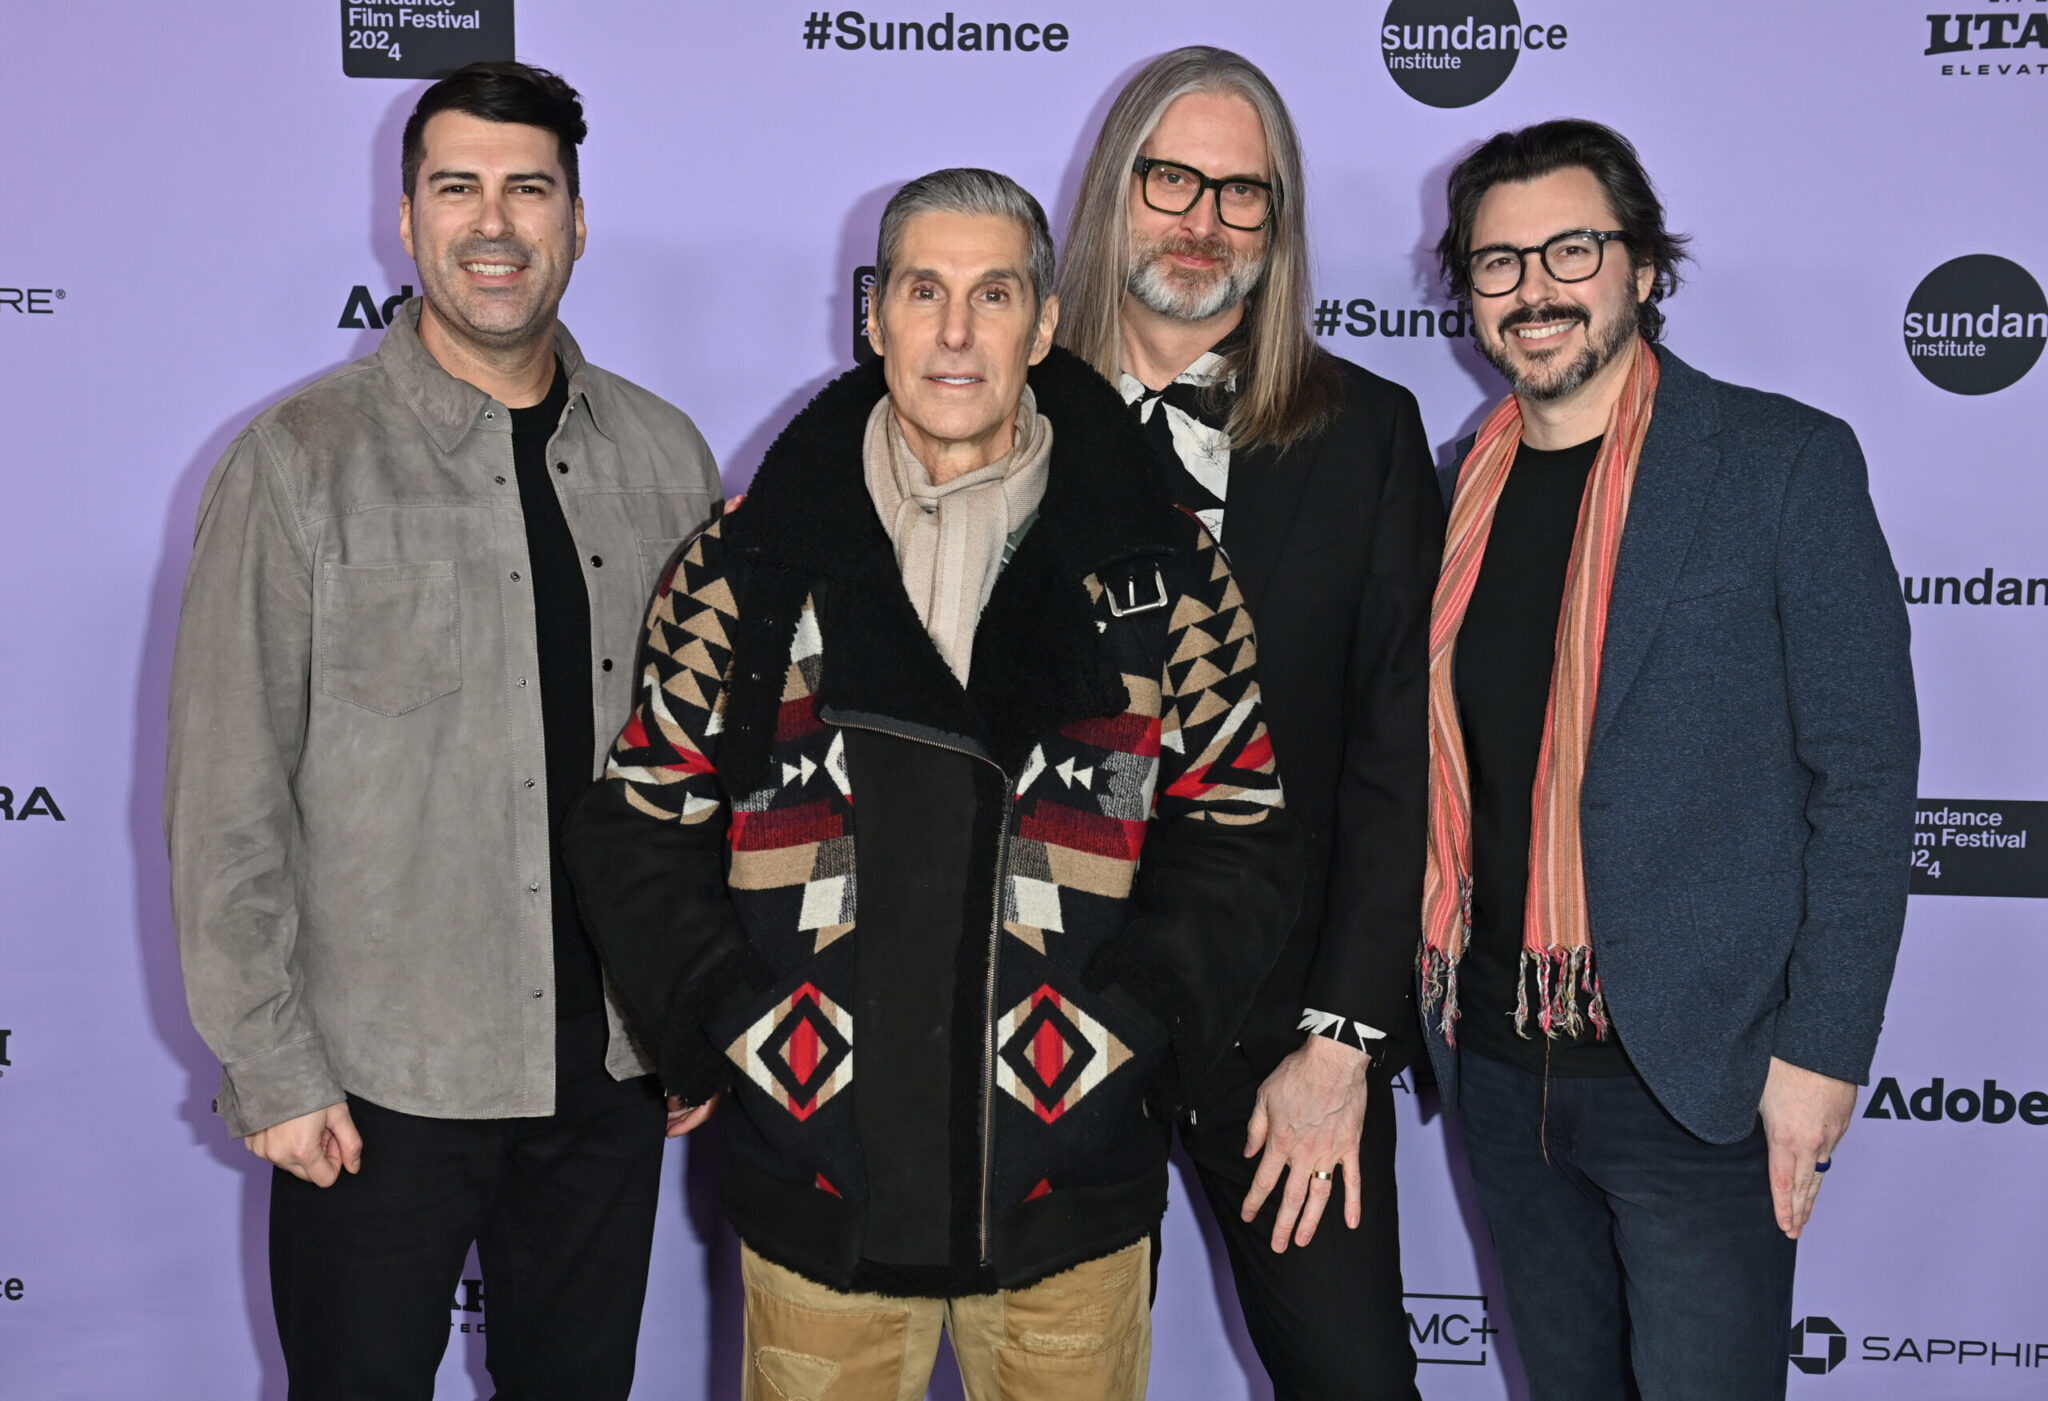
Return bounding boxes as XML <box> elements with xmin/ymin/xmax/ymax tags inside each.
<box><xmin>269</xmin><ymin>1012</ymin><xmax>667</xmax><ymax>1401</ymax></box>
<box><xmin>1456</xmin><ymin>1050</ymin><xmax>1796</xmax><ymax>1401</ymax></box>
<box><xmin>1177</xmin><ymin>1045</ymin><xmax>1421</xmax><ymax>1401</ymax></box>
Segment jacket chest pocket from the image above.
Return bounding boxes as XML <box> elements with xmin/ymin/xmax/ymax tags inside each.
<box><xmin>638</xmin><ymin>537</ymin><xmax>689</xmax><ymax>604</ymax></box>
<box><xmin>319</xmin><ymin>560</ymin><xmax>462</xmax><ymax>715</ymax></box>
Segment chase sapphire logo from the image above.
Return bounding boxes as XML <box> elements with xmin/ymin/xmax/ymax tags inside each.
<box><xmin>341</xmin><ymin>0</ymin><xmax>514</xmax><ymax>78</ymax></box>
<box><xmin>1789</xmin><ymin>1316</ymin><xmax>1847</xmax><ymax>1375</ymax></box>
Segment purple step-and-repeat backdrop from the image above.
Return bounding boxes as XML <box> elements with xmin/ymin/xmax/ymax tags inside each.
<box><xmin>3</xmin><ymin>2</ymin><xmax>2045</xmax><ymax>1397</ymax></box>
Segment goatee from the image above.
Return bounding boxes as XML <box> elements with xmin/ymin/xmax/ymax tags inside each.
<box><xmin>1127</xmin><ymin>232</ymin><xmax>1266</xmax><ymax>323</ymax></box>
<box><xmin>1481</xmin><ymin>300</ymin><xmax>1640</xmax><ymax>402</ymax></box>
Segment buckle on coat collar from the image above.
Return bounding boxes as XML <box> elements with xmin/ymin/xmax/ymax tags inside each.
<box><xmin>1105</xmin><ymin>565</ymin><xmax>1168</xmax><ymax>617</ymax></box>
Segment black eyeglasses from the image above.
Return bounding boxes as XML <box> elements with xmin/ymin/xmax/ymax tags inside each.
<box><xmin>1466</xmin><ymin>229</ymin><xmax>1628</xmax><ymax>297</ymax></box>
<box><xmin>1132</xmin><ymin>156</ymin><xmax>1278</xmax><ymax>232</ymax></box>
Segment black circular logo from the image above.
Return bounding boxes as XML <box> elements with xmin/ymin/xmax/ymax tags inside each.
<box><xmin>1382</xmin><ymin>0</ymin><xmax>1525</xmax><ymax>108</ymax></box>
<box><xmin>1902</xmin><ymin>255</ymin><xmax>2047</xmax><ymax>395</ymax></box>
<box><xmin>1789</xmin><ymin>1316</ymin><xmax>1847</xmax><ymax>1376</ymax></box>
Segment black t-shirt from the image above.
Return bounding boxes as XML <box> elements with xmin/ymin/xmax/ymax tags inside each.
<box><xmin>509</xmin><ymin>360</ymin><xmax>606</xmax><ymax>1021</ymax></box>
<box><xmin>1452</xmin><ymin>435</ymin><xmax>1631</xmax><ymax>1076</ymax></box>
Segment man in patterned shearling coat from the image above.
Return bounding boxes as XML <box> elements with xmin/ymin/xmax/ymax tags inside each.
<box><xmin>566</xmin><ymin>169</ymin><xmax>1301</xmax><ymax>1399</ymax></box>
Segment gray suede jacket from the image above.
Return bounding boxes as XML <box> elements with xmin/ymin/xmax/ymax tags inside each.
<box><xmin>166</xmin><ymin>302</ymin><xmax>719</xmax><ymax>1136</ymax></box>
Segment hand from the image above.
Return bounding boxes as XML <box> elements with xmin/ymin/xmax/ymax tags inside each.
<box><xmin>1240</xmin><ymin>1036</ymin><xmax>1370</xmax><ymax>1252</ymax></box>
<box><xmin>1758</xmin><ymin>1056</ymin><xmax>1857</xmax><ymax>1240</ymax></box>
<box><xmin>666</xmin><ymin>1092</ymin><xmax>720</xmax><ymax>1138</ymax></box>
<box><xmin>245</xmin><ymin>1102</ymin><xmax>362</xmax><ymax>1188</ymax></box>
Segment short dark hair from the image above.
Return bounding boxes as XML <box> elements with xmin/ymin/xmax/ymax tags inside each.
<box><xmin>1436</xmin><ymin>119</ymin><xmax>1691</xmax><ymax>342</ymax></box>
<box><xmin>401</xmin><ymin>61</ymin><xmax>587</xmax><ymax>200</ymax></box>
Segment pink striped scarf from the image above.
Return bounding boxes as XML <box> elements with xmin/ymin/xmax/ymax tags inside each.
<box><xmin>1420</xmin><ymin>341</ymin><xmax>1659</xmax><ymax>1044</ymax></box>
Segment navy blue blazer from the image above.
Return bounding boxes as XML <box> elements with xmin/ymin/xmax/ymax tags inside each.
<box><xmin>1423</xmin><ymin>346</ymin><xmax>1919</xmax><ymax>1142</ymax></box>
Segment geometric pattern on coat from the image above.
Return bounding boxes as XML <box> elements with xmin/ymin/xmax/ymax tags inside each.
<box><xmin>604</xmin><ymin>511</ymin><xmax>1284</xmax><ymax>1137</ymax></box>
<box><xmin>727</xmin><ymin>981</ymin><xmax>853</xmax><ymax>1121</ymax></box>
<box><xmin>995</xmin><ymin>984</ymin><xmax>1131</xmax><ymax>1123</ymax></box>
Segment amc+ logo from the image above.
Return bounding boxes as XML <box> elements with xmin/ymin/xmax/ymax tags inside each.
<box><xmin>1790</xmin><ymin>1316</ymin><xmax>1847</xmax><ymax>1375</ymax></box>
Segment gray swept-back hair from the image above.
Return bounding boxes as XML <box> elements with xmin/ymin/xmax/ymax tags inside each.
<box><xmin>1056</xmin><ymin>47</ymin><xmax>1336</xmax><ymax>451</ymax></box>
<box><xmin>875</xmin><ymin>167</ymin><xmax>1057</xmax><ymax>313</ymax></box>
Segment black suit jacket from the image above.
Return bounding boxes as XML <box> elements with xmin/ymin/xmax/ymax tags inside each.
<box><xmin>1217</xmin><ymin>353</ymin><xmax>1443</xmax><ymax>1079</ymax></box>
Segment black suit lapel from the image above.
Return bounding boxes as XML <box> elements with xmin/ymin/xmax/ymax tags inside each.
<box><xmin>1221</xmin><ymin>436</ymin><xmax>1319</xmax><ymax>617</ymax></box>
<box><xmin>1591</xmin><ymin>349</ymin><xmax>1726</xmax><ymax>753</ymax></box>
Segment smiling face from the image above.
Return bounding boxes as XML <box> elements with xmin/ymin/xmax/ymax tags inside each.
<box><xmin>1124</xmin><ymin>89</ymin><xmax>1270</xmax><ymax>323</ymax></box>
<box><xmin>1468</xmin><ymin>165</ymin><xmax>1652</xmax><ymax>403</ymax></box>
<box><xmin>866</xmin><ymin>209</ymin><xmax>1058</xmax><ymax>480</ymax></box>
<box><xmin>399</xmin><ymin>109</ymin><xmax>585</xmax><ymax>356</ymax></box>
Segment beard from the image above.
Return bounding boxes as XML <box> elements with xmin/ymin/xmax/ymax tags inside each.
<box><xmin>418</xmin><ymin>233</ymin><xmax>565</xmax><ymax>348</ymax></box>
<box><xmin>1479</xmin><ymin>296</ymin><xmax>1641</xmax><ymax>401</ymax></box>
<box><xmin>1126</xmin><ymin>230</ymin><xmax>1267</xmax><ymax>322</ymax></box>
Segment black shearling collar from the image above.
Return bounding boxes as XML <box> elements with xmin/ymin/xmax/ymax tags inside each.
<box><xmin>726</xmin><ymin>344</ymin><xmax>1185</xmax><ymax>581</ymax></box>
<box><xmin>717</xmin><ymin>345</ymin><xmax>1187</xmax><ymax>777</ymax></box>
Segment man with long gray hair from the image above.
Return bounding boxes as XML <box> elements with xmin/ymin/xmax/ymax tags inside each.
<box><xmin>1058</xmin><ymin>46</ymin><xmax>1441</xmax><ymax>1399</ymax></box>
<box><xmin>567</xmin><ymin>166</ymin><xmax>1303</xmax><ymax>1400</ymax></box>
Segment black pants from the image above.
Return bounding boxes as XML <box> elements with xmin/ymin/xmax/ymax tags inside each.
<box><xmin>269</xmin><ymin>1012</ymin><xmax>667</xmax><ymax>1401</ymax></box>
<box><xmin>1456</xmin><ymin>1050</ymin><xmax>1797</xmax><ymax>1401</ymax></box>
<box><xmin>1177</xmin><ymin>1046</ymin><xmax>1420</xmax><ymax>1401</ymax></box>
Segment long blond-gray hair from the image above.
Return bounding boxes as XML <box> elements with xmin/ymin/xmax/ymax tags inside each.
<box><xmin>1056</xmin><ymin>46</ymin><xmax>1336</xmax><ymax>451</ymax></box>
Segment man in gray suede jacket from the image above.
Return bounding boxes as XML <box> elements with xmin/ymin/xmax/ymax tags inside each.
<box><xmin>165</xmin><ymin>63</ymin><xmax>717</xmax><ymax>1399</ymax></box>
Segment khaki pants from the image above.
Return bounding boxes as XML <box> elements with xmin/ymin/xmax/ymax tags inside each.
<box><xmin>740</xmin><ymin>1239</ymin><xmax>1151</xmax><ymax>1401</ymax></box>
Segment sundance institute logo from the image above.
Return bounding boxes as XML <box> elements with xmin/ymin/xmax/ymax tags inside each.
<box><xmin>1379</xmin><ymin>0</ymin><xmax>1569</xmax><ymax>108</ymax></box>
<box><xmin>1902</xmin><ymin>254</ymin><xmax>2047</xmax><ymax>395</ymax></box>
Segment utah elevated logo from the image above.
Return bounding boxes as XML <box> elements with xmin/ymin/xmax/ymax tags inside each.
<box><xmin>1789</xmin><ymin>1316</ymin><xmax>1847</xmax><ymax>1375</ymax></box>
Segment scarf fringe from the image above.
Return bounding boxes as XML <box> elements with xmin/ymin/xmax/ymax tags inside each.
<box><xmin>1418</xmin><ymin>876</ymin><xmax>1472</xmax><ymax>1044</ymax></box>
<box><xmin>1513</xmin><ymin>946</ymin><xmax>1611</xmax><ymax>1041</ymax></box>
<box><xmin>1418</xmin><ymin>942</ymin><xmax>1462</xmax><ymax>1046</ymax></box>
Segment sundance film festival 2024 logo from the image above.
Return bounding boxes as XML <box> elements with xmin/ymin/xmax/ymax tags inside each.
<box><xmin>340</xmin><ymin>0</ymin><xmax>512</xmax><ymax>78</ymax></box>
<box><xmin>1380</xmin><ymin>0</ymin><xmax>1569</xmax><ymax>108</ymax></box>
<box><xmin>1908</xmin><ymin>799</ymin><xmax>2048</xmax><ymax>897</ymax></box>
<box><xmin>1902</xmin><ymin>255</ymin><xmax>2047</xmax><ymax>394</ymax></box>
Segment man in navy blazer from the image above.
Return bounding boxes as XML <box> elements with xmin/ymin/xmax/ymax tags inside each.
<box><xmin>1421</xmin><ymin>120</ymin><xmax>1918</xmax><ymax>1401</ymax></box>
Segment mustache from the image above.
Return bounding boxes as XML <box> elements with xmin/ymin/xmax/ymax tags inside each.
<box><xmin>1143</xmin><ymin>232</ymin><xmax>1236</xmax><ymax>265</ymax></box>
<box><xmin>1497</xmin><ymin>302</ymin><xmax>1589</xmax><ymax>333</ymax></box>
<box><xmin>449</xmin><ymin>239</ymin><xmax>534</xmax><ymax>265</ymax></box>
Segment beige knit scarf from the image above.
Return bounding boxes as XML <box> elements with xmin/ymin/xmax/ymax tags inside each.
<box><xmin>863</xmin><ymin>388</ymin><xmax>1053</xmax><ymax>684</ymax></box>
<box><xmin>1420</xmin><ymin>341</ymin><xmax>1660</xmax><ymax>1045</ymax></box>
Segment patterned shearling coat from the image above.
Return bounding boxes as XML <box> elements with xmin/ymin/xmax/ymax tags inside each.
<box><xmin>567</xmin><ymin>347</ymin><xmax>1303</xmax><ymax>1296</ymax></box>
